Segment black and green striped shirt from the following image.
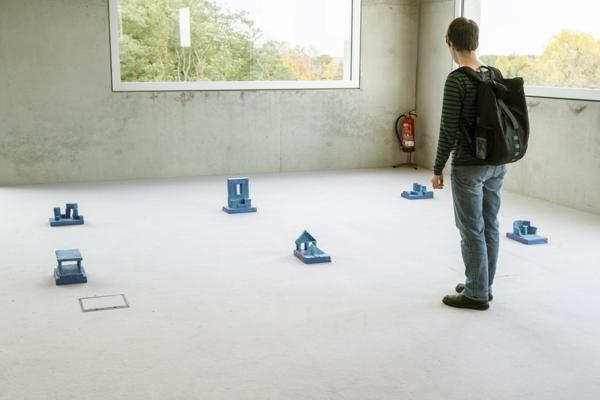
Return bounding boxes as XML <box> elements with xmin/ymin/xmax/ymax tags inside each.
<box><xmin>433</xmin><ymin>68</ymin><xmax>493</xmax><ymax>175</ymax></box>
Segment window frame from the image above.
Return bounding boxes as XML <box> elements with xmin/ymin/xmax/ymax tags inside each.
<box><xmin>108</xmin><ymin>0</ymin><xmax>362</xmax><ymax>92</ymax></box>
<box><xmin>454</xmin><ymin>0</ymin><xmax>600</xmax><ymax>102</ymax></box>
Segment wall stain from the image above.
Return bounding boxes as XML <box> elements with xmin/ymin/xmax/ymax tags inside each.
<box><xmin>0</xmin><ymin>128</ymin><xmax>85</xmax><ymax>167</ymax></box>
<box><xmin>569</xmin><ymin>104</ymin><xmax>587</xmax><ymax>115</ymax></box>
<box><xmin>175</xmin><ymin>92</ymin><xmax>195</xmax><ymax>104</ymax></box>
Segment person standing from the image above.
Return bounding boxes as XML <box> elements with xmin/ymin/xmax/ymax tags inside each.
<box><xmin>432</xmin><ymin>17</ymin><xmax>507</xmax><ymax>311</ymax></box>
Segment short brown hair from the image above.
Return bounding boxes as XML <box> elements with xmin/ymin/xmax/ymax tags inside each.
<box><xmin>446</xmin><ymin>17</ymin><xmax>479</xmax><ymax>51</ymax></box>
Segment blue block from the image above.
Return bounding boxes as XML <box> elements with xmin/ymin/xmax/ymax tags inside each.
<box><xmin>50</xmin><ymin>203</ymin><xmax>84</xmax><ymax>226</ymax></box>
<box><xmin>294</xmin><ymin>230</ymin><xmax>331</xmax><ymax>264</ymax></box>
<box><xmin>54</xmin><ymin>249</ymin><xmax>87</xmax><ymax>285</ymax></box>
<box><xmin>50</xmin><ymin>217</ymin><xmax>85</xmax><ymax>226</ymax></box>
<box><xmin>506</xmin><ymin>220</ymin><xmax>548</xmax><ymax>245</ymax></box>
<box><xmin>56</xmin><ymin>249</ymin><xmax>82</xmax><ymax>260</ymax></box>
<box><xmin>402</xmin><ymin>183</ymin><xmax>434</xmax><ymax>200</ymax></box>
<box><xmin>223</xmin><ymin>206</ymin><xmax>257</xmax><ymax>214</ymax></box>
<box><xmin>223</xmin><ymin>178</ymin><xmax>257</xmax><ymax>214</ymax></box>
<box><xmin>54</xmin><ymin>265</ymin><xmax>88</xmax><ymax>285</ymax></box>
<box><xmin>294</xmin><ymin>249</ymin><xmax>332</xmax><ymax>264</ymax></box>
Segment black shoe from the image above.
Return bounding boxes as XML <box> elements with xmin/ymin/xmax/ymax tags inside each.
<box><xmin>442</xmin><ymin>294</ymin><xmax>489</xmax><ymax>310</ymax></box>
<box><xmin>455</xmin><ymin>283</ymin><xmax>493</xmax><ymax>301</ymax></box>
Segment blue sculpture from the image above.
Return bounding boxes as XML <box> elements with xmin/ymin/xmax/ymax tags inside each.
<box><xmin>506</xmin><ymin>220</ymin><xmax>548</xmax><ymax>245</ymax></box>
<box><xmin>50</xmin><ymin>203</ymin><xmax>84</xmax><ymax>226</ymax></box>
<box><xmin>223</xmin><ymin>177</ymin><xmax>257</xmax><ymax>214</ymax></box>
<box><xmin>294</xmin><ymin>230</ymin><xmax>331</xmax><ymax>264</ymax></box>
<box><xmin>401</xmin><ymin>183</ymin><xmax>434</xmax><ymax>200</ymax></box>
<box><xmin>54</xmin><ymin>249</ymin><xmax>88</xmax><ymax>285</ymax></box>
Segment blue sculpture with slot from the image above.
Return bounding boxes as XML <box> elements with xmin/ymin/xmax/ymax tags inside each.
<box><xmin>401</xmin><ymin>183</ymin><xmax>434</xmax><ymax>200</ymax></box>
<box><xmin>506</xmin><ymin>220</ymin><xmax>548</xmax><ymax>245</ymax></box>
<box><xmin>54</xmin><ymin>249</ymin><xmax>88</xmax><ymax>285</ymax></box>
<box><xmin>50</xmin><ymin>203</ymin><xmax>84</xmax><ymax>226</ymax></box>
<box><xmin>223</xmin><ymin>177</ymin><xmax>257</xmax><ymax>214</ymax></box>
<box><xmin>294</xmin><ymin>230</ymin><xmax>331</xmax><ymax>264</ymax></box>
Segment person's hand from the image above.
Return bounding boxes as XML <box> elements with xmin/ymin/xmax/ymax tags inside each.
<box><xmin>432</xmin><ymin>174</ymin><xmax>444</xmax><ymax>189</ymax></box>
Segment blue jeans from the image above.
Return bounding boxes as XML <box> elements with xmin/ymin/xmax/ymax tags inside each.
<box><xmin>451</xmin><ymin>165</ymin><xmax>507</xmax><ymax>301</ymax></box>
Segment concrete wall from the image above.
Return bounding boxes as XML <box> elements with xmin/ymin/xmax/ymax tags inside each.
<box><xmin>503</xmin><ymin>99</ymin><xmax>600</xmax><ymax>214</ymax></box>
<box><xmin>0</xmin><ymin>0</ymin><xmax>419</xmax><ymax>185</ymax></box>
<box><xmin>415</xmin><ymin>0</ymin><xmax>600</xmax><ymax>215</ymax></box>
<box><xmin>414</xmin><ymin>0</ymin><xmax>454</xmax><ymax>170</ymax></box>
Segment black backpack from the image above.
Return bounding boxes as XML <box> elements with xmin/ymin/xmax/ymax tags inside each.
<box><xmin>457</xmin><ymin>66</ymin><xmax>530</xmax><ymax>165</ymax></box>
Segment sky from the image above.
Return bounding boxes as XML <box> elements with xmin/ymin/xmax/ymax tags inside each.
<box><xmin>473</xmin><ymin>0</ymin><xmax>600</xmax><ymax>55</ymax></box>
<box><xmin>216</xmin><ymin>0</ymin><xmax>351</xmax><ymax>57</ymax></box>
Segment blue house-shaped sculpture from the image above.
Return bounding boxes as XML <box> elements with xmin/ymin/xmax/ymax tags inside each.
<box><xmin>223</xmin><ymin>177</ymin><xmax>257</xmax><ymax>214</ymax></box>
<box><xmin>294</xmin><ymin>230</ymin><xmax>331</xmax><ymax>264</ymax></box>
<box><xmin>50</xmin><ymin>203</ymin><xmax>84</xmax><ymax>226</ymax></box>
<box><xmin>506</xmin><ymin>220</ymin><xmax>548</xmax><ymax>245</ymax></box>
<box><xmin>401</xmin><ymin>183</ymin><xmax>434</xmax><ymax>200</ymax></box>
<box><xmin>54</xmin><ymin>249</ymin><xmax>88</xmax><ymax>285</ymax></box>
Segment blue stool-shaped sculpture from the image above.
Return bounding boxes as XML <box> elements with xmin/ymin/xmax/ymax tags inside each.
<box><xmin>223</xmin><ymin>178</ymin><xmax>257</xmax><ymax>214</ymax></box>
<box><xmin>402</xmin><ymin>183</ymin><xmax>434</xmax><ymax>200</ymax></box>
<box><xmin>294</xmin><ymin>230</ymin><xmax>331</xmax><ymax>264</ymax></box>
<box><xmin>54</xmin><ymin>249</ymin><xmax>87</xmax><ymax>285</ymax></box>
<box><xmin>506</xmin><ymin>220</ymin><xmax>548</xmax><ymax>245</ymax></box>
<box><xmin>50</xmin><ymin>203</ymin><xmax>84</xmax><ymax>226</ymax></box>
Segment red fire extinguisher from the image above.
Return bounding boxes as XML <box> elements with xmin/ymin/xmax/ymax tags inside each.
<box><xmin>393</xmin><ymin>110</ymin><xmax>418</xmax><ymax>169</ymax></box>
<box><xmin>395</xmin><ymin>110</ymin><xmax>417</xmax><ymax>152</ymax></box>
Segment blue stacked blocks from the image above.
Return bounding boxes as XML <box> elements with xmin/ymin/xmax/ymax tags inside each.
<box><xmin>506</xmin><ymin>220</ymin><xmax>548</xmax><ymax>245</ymax></box>
<box><xmin>50</xmin><ymin>203</ymin><xmax>84</xmax><ymax>226</ymax></box>
<box><xmin>294</xmin><ymin>231</ymin><xmax>331</xmax><ymax>264</ymax></box>
<box><xmin>402</xmin><ymin>183</ymin><xmax>434</xmax><ymax>200</ymax></box>
<box><xmin>223</xmin><ymin>178</ymin><xmax>257</xmax><ymax>214</ymax></box>
<box><xmin>54</xmin><ymin>249</ymin><xmax>88</xmax><ymax>285</ymax></box>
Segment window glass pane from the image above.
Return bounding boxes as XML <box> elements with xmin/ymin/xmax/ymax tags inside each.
<box><xmin>116</xmin><ymin>0</ymin><xmax>353</xmax><ymax>84</ymax></box>
<box><xmin>464</xmin><ymin>0</ymin><xmax>600</xmax><ymax>90</ymax></box>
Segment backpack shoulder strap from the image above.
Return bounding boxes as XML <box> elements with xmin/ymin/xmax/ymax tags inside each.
<box><xmin>487</xmin><ymin>66</ymin><xmax>504</xmax><ymax>80</ymax></box>
<box><xmin>457</xmin><ymin>65</ymin><xmax>504</xmax><ymax>82</ymax></box>
<box><xmin>456</xmin><ymin>66</ymin><xmax>485</xmax><ymax>82</ymax></box>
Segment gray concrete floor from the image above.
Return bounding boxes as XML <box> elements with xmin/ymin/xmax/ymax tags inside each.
<box><xmin>1</xmin><ymin>168</ymin><xmax>599</xmax><ymax>400</ymax></box>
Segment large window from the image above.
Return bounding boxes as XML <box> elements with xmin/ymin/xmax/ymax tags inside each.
<box><xmin>458</xmin><ymin>0</ymin><xmax>600</xmax><ymax>101</ymax></box>
<box><xmin>108</xmin><ymin>0</ymin><xmax>361</xmax><ymax>91</ymax></box>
